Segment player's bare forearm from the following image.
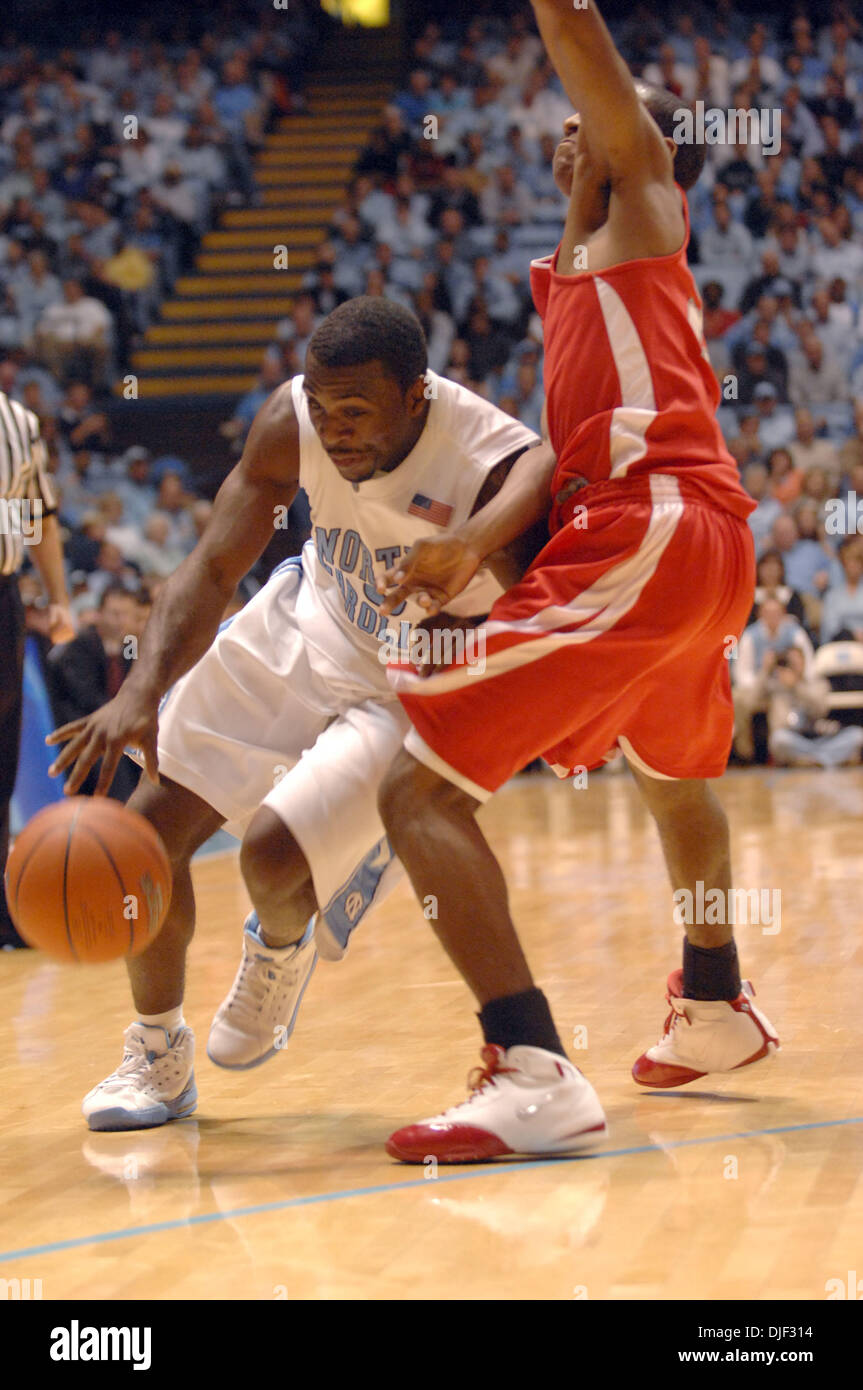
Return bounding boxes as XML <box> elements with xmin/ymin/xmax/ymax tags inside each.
<box><xmin>530</xmin><ymin>0</ymin><xmax>658</xmax><ymax>170</ymax></box>
<box><xmin>381</xmin><ymin>442</ymin><xmax>556</xmax><ymax>613</ymax></box>
<box><xmin>530</xmin><ymin>0</ymin><xmax>634</xmax><ymax>106</ymax></box>
<box><xmin>126</xmin><ymin>384</ymin><xmax>300</xmax><ymax>702</ymax></box>
<box><xmin>484</xmin><ymin>516</ymin><xmax>551</xmax><ymax>590</ymax></box>
<box><xmin>123</xmin><ymin>556</ymin><xmax>246</xmax><ymax>702</ymax></box>
<box><xmin>127</xmin><ymin>474</ymin><xmax>295</xmax><ymax>701</ymax></box>
<box><xmin>459</xmin><ymin>440</ymin><xmax>556</xmax><ymax>564</ymax></box>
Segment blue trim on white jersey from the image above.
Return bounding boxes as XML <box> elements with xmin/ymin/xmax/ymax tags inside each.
<box><xmin>271</xmin><ymin>553</ymin><xmax>305</xmax><ymax>581</ymax></box>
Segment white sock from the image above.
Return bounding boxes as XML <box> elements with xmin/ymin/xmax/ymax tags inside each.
<box><xmin>137</xmin><ymin>1007</ymin><xmax>186</xmax><ymax>1052</ymax></box>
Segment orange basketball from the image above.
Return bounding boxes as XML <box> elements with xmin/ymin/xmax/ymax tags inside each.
<box><xmin>5</xmin><ymin>799</ymin><xmax>172</xmax><ymax>963</ymax></box>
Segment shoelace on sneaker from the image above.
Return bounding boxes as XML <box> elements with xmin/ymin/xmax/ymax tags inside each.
<box><xmin>463</xmin><ymin>1045</ymin><xmax>517</xmax><ymax>1102</ymax></box>
<box><xmin>436</xmin><ymin>1051</ymin><xmax>514</xmax><ymax>1120</ymax></box>
<box><xmin>219</xmin><ymin>942</ymin><xmax>305</xmax><ymax>1028</ymax></box>
<box><xmin>656</xmin><ymin>982</ymin><xmax>757</xmax><ymax>1049</ymax></box>
<box><xmin>659</xmin><ymin>997</ymin><xmax>692</xmax><ymax>1045</ymax></box>
<box><xmin>96</xmin><ymin>1028</ymin><xmax>182</xmax><ymax>1091</ymax></box>
<box><xmin>219</xmin><ymin>953</ymin><xmax>276</xmax><ymax>1028</ymax></box>
<box><xmin>108</xmin><ymin>1031</ymin><xmax>151</xmax><ymax>1079</ymax></box>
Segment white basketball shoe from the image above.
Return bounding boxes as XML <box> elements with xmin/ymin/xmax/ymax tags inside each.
<box><xmin>632</xmin><ymin>969</ymin><xmax>780</xmax><ymax>1088</ymax></box>
<box><xmin>386</xmin><ymin>1044</ymin><xmax>609</xmax><ymax>1163</ymax></box>
<box><xmin>207</xmin><ymin>914</ymin><xmax>317</xmax><ymax>1069</ymax></box>
<box><xmin>83</xmin><ymin>1024</ymin><xmax>197</xmax><ymax>1131</ymax></box>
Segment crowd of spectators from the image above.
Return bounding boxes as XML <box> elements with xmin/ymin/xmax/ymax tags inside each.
<box><xmin>6</xmin><ymin>3</ymin><xmax>863</xmax><ymax>778</ymax></box>
<box><xmin>0</xmin><ymin>4</ymin><xmax>319</xmax><ymax>383</ymax></box>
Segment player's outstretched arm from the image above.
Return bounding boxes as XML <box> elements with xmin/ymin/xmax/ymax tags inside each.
<box><xmin>530</xmin><ymin>0</ymin><xmax>667</xmax><ymax>180</ymax></box>
<box><xmin>381</xmin><ymin>440</ymin><xmax>557</xmax><ymax>614</ymax></box>
<box><xmin>46</xmin><ymin>384</ymin><xmax>300</xmax><ymax>795</ymax></box>
<box><xmin>117</xmin><ymin>383</ymin><xmax>300</xmax><ymax>699</ymax></box>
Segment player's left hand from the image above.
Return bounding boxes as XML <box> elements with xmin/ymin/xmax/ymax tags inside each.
<box><xmin>381</xmin><ymin>534</ymin><xmax>482</xmax><ymax>616</ymax></box>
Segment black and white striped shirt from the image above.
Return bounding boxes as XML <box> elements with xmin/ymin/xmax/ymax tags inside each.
<box><xmin>0</xmin><ymin>390</ymin><xmax>58</xmax><ymax>577</ymax></box>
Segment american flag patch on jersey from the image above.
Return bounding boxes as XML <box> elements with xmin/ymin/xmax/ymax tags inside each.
<box><xmin>407</xmin><ymin>493</ymin><xmax>453</xmax><ymax>526</ymax></box>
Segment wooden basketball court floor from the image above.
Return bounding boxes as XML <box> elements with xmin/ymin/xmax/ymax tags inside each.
<box><xmin>1</xmin><ymin>766</ymin><xmax>862</xmax><ymax>1302</ymax></box>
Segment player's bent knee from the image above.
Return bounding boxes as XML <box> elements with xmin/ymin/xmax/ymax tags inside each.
<box><xmin>240</xmin><ymin>807</ymin><xmax>310</xmax><ymax>902</ymax></box>
<box><xmin>378</xmin><ymin>749</ymin><xmax>475</xmax><ymax>841</ymax></box>
<box><xmin>378</xmin><ymin>749</ymin><xmax>424</xmax><ymax>832</ymax></box>
<box><xmin>632</xmin><ymin>768</ymin><xmax>706</xmax><ymax>814</ymax></box>
<box><xmin>126</xmin><ymin>776</ymin><xmax>219</xmax><ymax>869</ymax></box>
<box><xmin>633</xmin><ymin>769</ymin><xmax>728</xmax><ymax>837</ymax></box>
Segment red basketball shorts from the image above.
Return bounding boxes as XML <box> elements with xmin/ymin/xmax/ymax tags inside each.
<box><xmin>389</xmin><ymin>473</ymin><xmax>755</xmax><ymax>799</ymax></box>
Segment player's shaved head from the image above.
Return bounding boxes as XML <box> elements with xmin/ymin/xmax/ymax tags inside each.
<box><xmin>554</xmin><ymin>82</ymin><xmax>707</xmax><ymax>201</ymax></box>
<box><xmin>307</xmin><ymin>296</ymin><xmax>428</xmax><ymax>394</ymax></box>
<box><xmin>633</xmin><ymin>82</ymin><xmax>707</xmax><ymax>191</ymax></box>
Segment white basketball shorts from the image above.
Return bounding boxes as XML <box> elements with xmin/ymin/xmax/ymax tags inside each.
<box><xmin>138</xmin><ymin>557</ymin><xmax>409</xmax><ymax>957</ymax></box>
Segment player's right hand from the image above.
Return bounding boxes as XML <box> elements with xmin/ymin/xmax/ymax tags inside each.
<box><xmin>46</xmin><ymin>687</ymin><xmax>161</xmax><ymax>797</ymax></box>
<box><xmin>381</xmin><ymin>534</ymin><xmax>482</xmax><ymax>616</ymax></box>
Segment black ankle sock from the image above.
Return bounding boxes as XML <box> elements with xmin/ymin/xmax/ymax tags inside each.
<box><xmin>478</xmin><ymin>988</ymin><xmax>566</xmax><ymax>1057</ymax></box>
<box><xmin>683</xmin><ymin>939</ymin><xmax>741</xmax><ymax>1001</ymax></box>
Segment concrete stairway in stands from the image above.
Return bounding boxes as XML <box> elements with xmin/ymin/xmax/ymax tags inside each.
<box><xmin>127</xmin><ymin>53</ymin><xmax>399</xmax><ymax>398</ymax></box>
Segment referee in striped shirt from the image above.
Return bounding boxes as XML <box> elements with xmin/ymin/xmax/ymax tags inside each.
<box><xmin>1</xmin><ymin>390</ymin><xmax>74</xmax><ymax>948</ymax></box>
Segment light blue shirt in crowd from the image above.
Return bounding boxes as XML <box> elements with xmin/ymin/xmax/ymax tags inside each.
<box><xmin>821</xmin><ymin>580</ymin><xmax>863</xmax><ymax>643</ymax></box>
<box><xmin>783</xmin><ymin>540</ymin><xmax>842</xmax><ymax>598</ymax></box>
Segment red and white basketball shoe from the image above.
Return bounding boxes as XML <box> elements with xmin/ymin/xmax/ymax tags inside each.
<box><xmin>632</xmin><ymin>970</ymin><xmax>779</xmax><ymax>1088</ymax></box>
<box><xmin>386</xmin><ymin>1044</ymin><xmax>608</xmax><ymax>1163</ymax></box>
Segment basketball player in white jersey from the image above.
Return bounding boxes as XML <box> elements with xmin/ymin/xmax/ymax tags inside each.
<box><xmin>46</xmin><ymin>298</ymin><xmax>553</xmax><ymax>1130</ymax></box>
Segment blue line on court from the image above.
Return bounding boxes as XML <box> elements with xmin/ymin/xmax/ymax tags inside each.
<box><xmin>1</xmin><ymin>1113</ymin><xmax>861</xmax><ymax>1266</ymax></box>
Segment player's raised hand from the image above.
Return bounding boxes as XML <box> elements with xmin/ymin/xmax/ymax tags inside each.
<box><xmin>381</xmin><ymin>534</ymin><xmax>482</xmax><ymax>616</ymax></box>
<box><xmin>46</xmin><ymin>686</ymin><xmax>161</xmax><ymax>797</ymax></box>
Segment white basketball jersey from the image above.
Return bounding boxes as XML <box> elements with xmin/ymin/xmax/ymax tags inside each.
<box><xmin>289</xmin><ymin>371</ymin><xmax>540</xmax><ymax>690</ymax></box>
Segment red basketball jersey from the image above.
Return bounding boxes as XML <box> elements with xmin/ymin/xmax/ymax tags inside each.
<box><xmin>530</xmin><ymin>191</ymin><xmax>755</xmax><ymax>532</ymax></box>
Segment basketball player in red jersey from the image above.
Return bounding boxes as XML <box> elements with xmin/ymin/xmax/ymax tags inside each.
<box><xmin>376</xmin><ymin>0</ymin><xmax>779</xmax><ymax>1162</ymax></box>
